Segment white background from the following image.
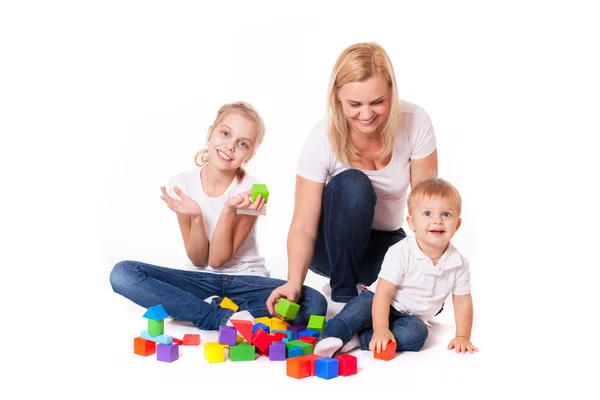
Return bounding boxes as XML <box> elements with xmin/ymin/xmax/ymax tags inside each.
<box><xmin>1</xmin><ymin>1</ymin><xmax>599</xmax><ymax>398</ymax></box>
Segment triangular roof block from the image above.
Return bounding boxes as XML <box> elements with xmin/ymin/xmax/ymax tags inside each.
<box><xmin>143</xmin><ymin>304</ymin><xmax>169</xmax><ymax>321</ymax></box>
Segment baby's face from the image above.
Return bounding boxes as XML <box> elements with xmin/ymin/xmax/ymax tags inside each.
<box><xmin>408</xmin><ymin>196</ymin><xmax>461</xmax><ymax>251</ymax></box>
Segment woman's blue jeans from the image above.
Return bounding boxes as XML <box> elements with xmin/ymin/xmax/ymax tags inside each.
<box><xmin>321</xmin><ymin>290</ymin><xmax>428</xmax><ymax>354</ymax></box>
<box><xmin>309</xmin><ymin>169</ymin><xmax>407</xmax><ymax>302</ymax></box>
<box><xmin>109</xmin><ymin>260</ymin><xmax>328</xmax><ymax>330</ymax></box>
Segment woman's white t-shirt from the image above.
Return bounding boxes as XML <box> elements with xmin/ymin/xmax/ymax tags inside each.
<box><xmin>168</xmin><ymin>167</ymin><xmax>269</xmax><ymax>277</ymax></box>
<box><xmin>296</xmin><ymin>100</ymin><xmax>437</xmax><ymax>231</ymax></box>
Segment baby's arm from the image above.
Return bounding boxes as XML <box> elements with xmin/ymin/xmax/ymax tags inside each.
<box><xmin>448</xmin><ymin>293</ymin><xmax>478</xmax><ymax>354</ymax></box>
<box><xmin>369</xmin><ymin>278</ymin><xmax>397</xmax><ymax>353</ymax></box>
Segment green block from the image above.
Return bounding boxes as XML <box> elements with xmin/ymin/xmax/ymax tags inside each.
<box><xmin>230</xmin><ymin>343</ymin><xmax>256</xmax><ymax>361</ymax></box>
<box><xmin>148</xmin><ymin>319</ymin><xmax>164</xmax><ymax>336</ymax></box>
<box><xmin>275</xmin><ymin>298</ymin><xmax>300</xmax><ymax>320</ymax></box>
<box><xmin>307</xmin><ymin>315</ymin><xmax>326</xmax><ymax>334</ymax></box>
<box><xmin>251</xmin><ymin>184</ymin><xmax>269</xmax><ymax>203</ymax></box>
<box><xmin>285</xmin><ymin>340</ymin><xmax>313</xmax><ymax>355</ymax></box>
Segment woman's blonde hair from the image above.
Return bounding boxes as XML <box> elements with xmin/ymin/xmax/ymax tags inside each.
<box><xmin>194</xmin><ymin>101</ymin><xmax>266</xmax><ymax>183</ymax></box>
<box><xmin>327</xmin><ymin>42</ymin><xmax>401</xmax><ymax>165</ymax></box>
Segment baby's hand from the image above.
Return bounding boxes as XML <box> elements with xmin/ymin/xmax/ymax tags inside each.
<box><xmin>369</xmin><ymin>329</ymin><xmax>396</xmax><ymax>354</ymax></box>
<box><xmin>447</xmin><ymin>336</ymin><xmax>478</xmax><ymax>354</ymax></box>
<box><xmin>225</xmin><ymin>191</ymin><xmax>265</xmax><ymax>213</ymax></box>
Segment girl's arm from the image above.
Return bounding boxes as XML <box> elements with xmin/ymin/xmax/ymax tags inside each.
<box><xmin>208</xmin><ymin>191</ymin><xmax>265</xmax><ymax>267</ymax></box>
<box><xmin>410</xmin><ymin>149</ymin><xmax>438</xmax><ymax>187</ymax></box>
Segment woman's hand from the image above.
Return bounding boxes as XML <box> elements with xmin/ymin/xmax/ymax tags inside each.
<box><xmin>369</xmin><ymin>328</ymin><xmax>396</xmax><ymax>354</ymax></box>
<box><xmin>160</xmin><ymin>186</ymin><xmax>202</xmax><ymax>217</ymax></box>
<box><xmin>266</xmin><ymin>282</ymin><xmax>302</xmax><ymax>318</ymax></box>
<box><xmin>225</xmin><ymin>191</ymin><xmax>265</xmax><ymax>213</ymax></box>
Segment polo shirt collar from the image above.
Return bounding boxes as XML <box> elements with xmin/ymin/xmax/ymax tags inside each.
<box><xmin>407</xmin><ymin>235</ymin><xmax>463</xmax><ymax>271</ymax></box>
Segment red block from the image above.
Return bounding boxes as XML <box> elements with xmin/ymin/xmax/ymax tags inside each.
<box><xmin>252</xmin><ymin>328</ymin><xmax>275</xmax><ymax>352</ymax></box>
<box><xmin>302</xmin><ymin>353</ymin><xmax>322</xmax><ymax>376</ymax></box>
<box><xmin>134</xmin><ymin>337</ymin><xmax>156</xmax><ymax>356</ymax></box>
<box><xmin>183</xmin><ymin>334</ymin><xmax>201</xmax><ymax>346</ymax></box>
<box><xmin>335</xmin><ymin>354</ymin><xmax>358</xmax><ymax>376</ymax></box>
<box><xmin>272</xmin><ymin>332</ymin><xmax>288</xmax><ymax>341</ymax></box>
<box><xmin>299</xmin><ymin>336</ymin><xmax>318</xmax><ymax>346</ymax></box>
<box><xmin>172</xmin><ymin>338</ymin><xmax>184</xmax><ymax>345</ymax></box>
<box><xmin>373</xmin><ymin>340</ymin><xmax>396</xmax><ymax>361</ymax></box>
<box><xmin>230</xmin><ymin>320</ymin><xmax>253</xmax><ymax>344</ymax></box>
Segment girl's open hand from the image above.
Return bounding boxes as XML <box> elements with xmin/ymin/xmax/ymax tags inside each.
<box><xmin>160</xmin><ymin>186</ymin><xmax>202</xmax><ymax>217</ymax></box>
<box><xmin>225</xmin><ymin>191</ymin><xmax>265</xmax><ymax>212</ymax></box>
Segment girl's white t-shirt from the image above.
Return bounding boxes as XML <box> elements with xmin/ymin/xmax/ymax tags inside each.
<box><xmin>168</xmin><ymin>167</ymin><xmax>269</xmax><ymax>277</ymax></box>
<box><xmin>296</xmin><ymin>100</ymin><xmax>437</xmax><ymax>231</ymax></box>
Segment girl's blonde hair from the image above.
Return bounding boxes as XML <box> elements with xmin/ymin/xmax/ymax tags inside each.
<box><xmin>407</xmin><ymin>178</ymin><xmax>462</xmax><ymax>217</ymax></box>
<box><xmin>327</xmin><ymin>42</ymin><xmax>401</xmax><ymax>165</ymax></box>
<box><xmin>194</xmin><ymin>101</ymin><xmax>266</xmax><ymax>183</ymax></box>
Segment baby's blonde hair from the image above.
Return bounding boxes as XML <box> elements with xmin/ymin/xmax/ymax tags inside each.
<box><xmin>327</xmin><ymin>42</ymin><xmax>401</xmax><ymax>165</ymax></box>
<box><xmin>407</xmin><ymin>178</ymin><xmax>462</xmax><ymax>216</ymax></box>
<box><xmin>194</xmin><ymin>101</ymin><xmax>266</xmax><ymax>183</ymax></box>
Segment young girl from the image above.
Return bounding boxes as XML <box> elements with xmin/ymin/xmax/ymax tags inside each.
<box><xmin>110</xmin><ymin>101</ymin><xmax>327</xmax><ymax>330</ymax></box>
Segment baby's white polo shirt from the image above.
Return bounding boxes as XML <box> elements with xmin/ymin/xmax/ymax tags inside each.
<box><xmin>367</xmin><ymin>236</ymin><xmax>471</xmax><ymax>325</ymax></box>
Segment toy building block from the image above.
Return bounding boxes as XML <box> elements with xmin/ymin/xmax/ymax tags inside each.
<box><xmin>256</xmin><ymin>317</ymin><xmax>272</xmax><ymax>329</ymax></box>
<box><xmin>287</xmin><ymin>323</ymin><xmax>307</xmax><ymax>340</ymax></box>
<box><xmin>373</xmin><ymin>340</ymin><xmax>396</xmax><ymax>361</ymax></box>
<box><xmin>183</xmin><ymin>334</ymin><xmax>201</xmax><ymax>346</ymax></box>
<box><xmin>134</xmin><ymin>337</ymin><xmax>156</xmax><ymax>356</ymax></box>
<box><xmin>157</xmin><ymin>343</ymin><xmax>179</xmax><ymax>363</ymax></box>
<box><xmin>272</xmin><ymin>330</ymin><xmax>293</xmax><ymax>341</ymax></box>
<box><xmin>275</xmin><ymin>298</ymin><xmax>300</xmax><ymax>320</ymax></box>
<box><xmin>288</xmin><ymin>346</ymin><xmax>303</xmax><ymax>358</ymax></box>
<box><xmin>286</xmin><ymin>356</ymin><xmax>311</xmax><ymax>379</ymax></box>
<box><xmin>219</xmin><ymin>297</ymin><xmax>239</xmax><ymax>312</ymax></box>
<box><xmin>218</xmin><ymin>326</ymin><xmax>237</xmax><ymax>346</ymax></box>
<box><xmin>148</xmin><ymin>319</ymin><xmax>164</xmax><ymax>336</ymax></box>
<box><xmin>141</xmin><ymin>330</ymin><xmax>172</xmax><ymax>345</ymax></box>
<box><xmin>236</xmin><ymin>335</ymin><xmax>245</xmax><ymax>344</ymax></box>
<box><xmin>143</xmin><ymin>304</ymin><xmax>169</xmax><ymax>321</ymax></box>
<box><xmin>251</xmin><ymin>184</ymin><xmax>269</xmax><ymax>203</ymax></box>
<box><xmin>303</xmin><ymin>354</ymin><xmax>323</xmax><ymax>376</ymax></box>
<box><xmin>299</xmin><ymin>336</ymin><xmax>318</xmax><ymax>346</ymax></box>
<box><xmin>252</xmin><ymin>328</ymin><xmax>275</xmax><ymax>353</ymax></box>
<box><xmin>299</xmin><ymin>329</ymin><xmax>320</xmax><ymax>339</ymax></box>
<box><xmin>257</xmin><ymin>346</ymin><xmax>269</xmax><ymax>357</ymax></box>
<box><xmin>172</xmin><ymin>337</ymin><xmax>183</xmax><ymax>345</ymax></box>
<box><xmin>307</xmin><ymin>315</ymin><xmax>326</xmax><ymax>334</ymax></box>
<box><xmin>335</xmin><ymin>354</ymin><xmax>358</xmax><ymax>376</ymax></box>
<box><xmin>252</xmin><ymin>322</ymin><xmax>270</xmax><ymax>335</ymax></box>
<box><xmin>230</xmin><ymin>342</ymin><xmax>256</xmax><ymax>361</ymax></box>
<box><xmin>204</xmin><ymin>342</ymin><xmax>225</xmax><ymax>363</ymax></box>
<box><xmin>269</xmin><ymin>341</ymin><xmax>287</xmax><ymax>361</ymax></box>
<box><xmin>230</xmin><ymin>319</ymin><xmax>253</xmax><ymax>344</ymax></box>
<box><xmin>270</xmin><ymin>318</ymin><xmax>289</xmax><ymax>331</ymax></box>
<box><xmin>285</xmin><ymin>340</ymin><xmax>313</xmax><ymax>355</ymax></box>
<box><xmin>316</xmin><ymin>357</ymin><xmax>339</xmax><ymax>380</ymax></box>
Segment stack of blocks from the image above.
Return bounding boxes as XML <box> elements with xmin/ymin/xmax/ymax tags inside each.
<box><xmin>133</xmin><ymin>304</ymin><xmax>201</xmax><ymax>363</ymax></box>
<box><xmin>202</xmin><ymin>297</ymin><xmax>359</xmax><ymax>379</ymax></box>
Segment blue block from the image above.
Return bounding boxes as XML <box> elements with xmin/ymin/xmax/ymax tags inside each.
<box><xmin>316</xmin><ymin>357</ymin><xmax>339</xmax><ymax>380</ymax></box>
<box><xmin>299</xmin><ymin>329</ymin><xmax>320</xmax><ymax>338</ymax></box>
<box><xmin>141</xmin><ymin>330</ymin><xmax>172</xmax><ymax>344</ymax></box>
<box><xmin>252</xmin><ymin>322</ymin><xmax>270</xmax><ymax>335</ymax></box>
<box><xmin>143</xmin><ymin>304</ymin><xmax>169</xmax><ymax>321</ymax></box>
<box><xmin>288</xmin><ymin>346</ymin><xmax>304</xmax><ymax>358</ymax></box>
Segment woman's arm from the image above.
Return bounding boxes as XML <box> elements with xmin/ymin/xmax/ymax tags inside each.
<box><xmin>286</xmin><ymin>175</ymin><xmax>325</xmax><ymax>288</ymax></box>
<box><xmin>410</xmin><ymin>149</ymin><xmax>438</xmax><ymax>187</ymax></box>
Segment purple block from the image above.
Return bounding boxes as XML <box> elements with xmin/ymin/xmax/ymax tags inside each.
<box><xmin>156</xmin><ymin>343</ymin><xmax>179</xmax><ymax>363</ymax></box>
<box><xmin>218</xmin><ymin>326</ymin><xmax>237</xmax><ymax>345</ymax></box>
<box><xmin>287</xmin><ymin>323</ymin><xmax>307</xmax><ymax>340</ymax></box>
<box><xmin>268</xmin><ymin>341</ymin><xmax>287</xmax><ymax>361</ymax></box>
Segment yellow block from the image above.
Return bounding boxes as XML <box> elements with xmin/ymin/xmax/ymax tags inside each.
<box><xmin>236</xmin><ymin>334</ymin><xmax>245</xmax><ymax>344</ymax></box>
<box><xmin>256</xmin><ymin>317</ymin><xmax>272</xmax><ymax>329</ymax></box>
<box><xmin>271</xmin><ymin>318</ymin><xmax>289</xmax><ymax>331</ymax></box>
<box><xmin>219</xmin><ymin>297</ymin><xmax>239</xmax><ymax>312</ymax></box>
<box><xmin>204</xmin><ymin>342</ymin><xmax>225</xmax><ymax>363</ymax></box>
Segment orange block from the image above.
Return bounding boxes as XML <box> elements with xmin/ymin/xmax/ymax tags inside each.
<box><xmin>183</xmin><ymin>334</ymin><xmax>201</xmax><ymax>346</ymax></box>
<box><xmin>134</xmin><ymin>337</ymin><xmax>156</xmax><ymax>356</ymax></box>
<box><xmin>373</xmin><ymin>340</ymin><xmax>396</xmax><ymax>361</ymax></box>
<box><xmin>230</xmin><ymin>319</ymin><xmax>253</xmax><ymax>344</ymax></box>
<box><xmin>286</xmin><ymin>355</ymin><xmax>312</xmax><ymax>379</ymax></box>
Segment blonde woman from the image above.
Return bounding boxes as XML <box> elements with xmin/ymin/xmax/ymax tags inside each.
<box><xmin>110</xmin><ymin>102</ymin><xmax>327</xmax><ymax>330</ymax></box>
<box><xmin>267</xmin><ymin>43</ymin><xmax>438</xmax><ymax>313</ymax></box>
